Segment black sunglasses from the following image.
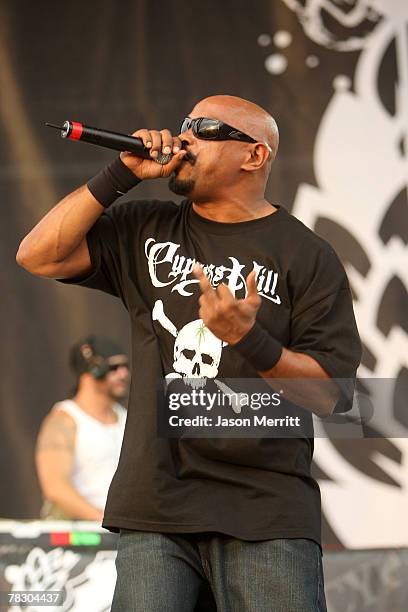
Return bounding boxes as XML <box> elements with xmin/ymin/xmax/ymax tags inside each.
<box><xmin>108</xmin><ymin>362</ymin><xmax>129</xmax><ymax>372</ymax></box>
<box><xmin>180</xmin><ymin>117</ymin><xmax>257</xmax><ymax>144</ymax></box>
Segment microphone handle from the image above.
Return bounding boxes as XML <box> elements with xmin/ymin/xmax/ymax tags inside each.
<box><xmin>61</xmin><ymin>121</ymin><xmax>172</xmax><ymax>165</ymax></box>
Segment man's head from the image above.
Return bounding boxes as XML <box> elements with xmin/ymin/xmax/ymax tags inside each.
<box><xmin>69</xmin><ymin>335</ymin><xmax>130</xmax><ymax>401</ymax></box>
<box><xmin>169</xmin><ymin>95</ymin><xmax>279</xmax><ymax>201</ymax></box>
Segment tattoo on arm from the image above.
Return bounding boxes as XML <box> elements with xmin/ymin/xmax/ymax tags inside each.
<box><xmin>36</xmin><ymin>414</ymin><xmax>76</xmax><ymax>452</ymax></box>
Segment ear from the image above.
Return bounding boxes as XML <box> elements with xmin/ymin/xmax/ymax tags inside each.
<box><xmin>240</xmin><ymin>143</ymin><xmax>271</xmax><ymax>172</ymax></box>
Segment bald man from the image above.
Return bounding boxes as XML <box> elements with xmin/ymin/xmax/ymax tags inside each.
<box><xmin>17</xmin><ymin>95</ymin><xmax>361</xmax><ymax>611</ymax></box>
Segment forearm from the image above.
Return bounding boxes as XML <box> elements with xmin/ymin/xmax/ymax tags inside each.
<box><xmin>232</xmin><ymin>323</ymin><xmax>339</xmax><ymax>417</ymax></box>
<box><xmin>16</xmin><ymin>155</ymin><xmax>142</xmax><ymax>277</ymax></box>
<box><xmin>258</xmin><ymin>348</ymin><xmax>339</xmax><ymax>417</ymax></box>
<box><xmin>17</xmin><ymin>136</ymin><xmax>185</xmax><ymax>276</ymax></box>
<box><xmin>16</xmin><ymin>185</ymin><xmax>103</xmax><ymax>273</ymax></box>
<box><xmin>44</xmin><ymin>479</ymin><xmax>103</xmax><ymax>521</ymax></box>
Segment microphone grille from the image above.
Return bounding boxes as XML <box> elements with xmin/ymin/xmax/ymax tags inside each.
<box><xmin>154</xmin><ymin>152</ymin><xmax>173</xmax><ymax>165</ymax></box>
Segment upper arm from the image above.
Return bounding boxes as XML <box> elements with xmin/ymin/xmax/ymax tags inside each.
<box><xmin>35</xmin><ymin>239</ymin><xmax>93</xmax><ymax>280</ymax></box>
<box><xmin>57</xmin><ymin>211</ymin><xmax>127</xmax><ymax>298</ymax></box>
<box><xmin>35</xmin><ymin>411</ymin><xmax>76</xmax><ymax>489</ymax></box>
<box><xmin>290</xmin><ymin>286</ymin><xmax>361</xmax><ymax>377</ymax></box>
<box><xmin>287</xmin><ymin>242</ymin><xmax>361</xmax><ymax>413</ymax></box>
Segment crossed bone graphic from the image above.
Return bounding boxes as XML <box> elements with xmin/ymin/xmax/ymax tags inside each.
<box><xmin>152</xmin><ymin>300</ymin><xmax>245</xmax><ymax>414</ymax></box>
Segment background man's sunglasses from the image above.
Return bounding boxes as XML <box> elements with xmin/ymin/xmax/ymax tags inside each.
<box><xmin>180</xmin><ymin>117</ymin><xmax>257</xmax><ymax>143</ymax></box>
<box><xmin>108</xmin><ymin>362</ymin><xmax>129</xmax><ymax>372</ymax></box>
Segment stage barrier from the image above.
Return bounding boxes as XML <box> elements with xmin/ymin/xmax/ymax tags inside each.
<box><xmin>0</xmin><ymin>522</ymin><xmax>406</xmax><ymax>611</ymax></box>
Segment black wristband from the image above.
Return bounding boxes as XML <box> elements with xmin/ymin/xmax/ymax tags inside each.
<box><xmin>232</xmin><ymin>322</ymin><xmax>283</xmax><ymax>372</ymax></box>
<box><xmin>87</xmin><ymin>156</ymin><xmax>142</xmax><ymax>208</ymax></box>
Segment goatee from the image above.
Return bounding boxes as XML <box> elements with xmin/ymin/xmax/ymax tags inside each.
<box><xmin>168</xmin><ymin>175</ymin><xmax>195</xmax><ymax>196</ymax></box>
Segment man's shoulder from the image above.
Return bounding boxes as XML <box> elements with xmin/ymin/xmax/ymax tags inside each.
<box><xmin>282</xmin><ymin>208</ymin><xmax>334</xmax><ymax>253</ymax></box>
<box><xmin>113</xmin><ymin>402</ymin><xmax>127</xmax><ymax>412</ymax></box>
<box><xmin>106</xmin><ymin>198</ymin><xmax>182</xmax><ymax>224</ymax></box>
<box><xmin>47</xmin><ymin>401</ymin><xmax>77</xmax><ymax>427</ymax></box>
<box><xmin>36</xmin><ymin>403</ymin><xmax>77</xmax><ymax>448</ymax></box>
<box><xmin>280</xmin><ymin>208</ymin><xmax>347</xmax><ymax>283</ymax></box>
<box><xmin>113</xmin><ymin>403</ymin><xmax>127</xmax><ymax>423</ymax></box>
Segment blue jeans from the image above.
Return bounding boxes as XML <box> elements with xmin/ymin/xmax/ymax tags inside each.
<box><xmin>111</xmin><ymin>530</ymin><xmax>327</xmax><ymax>611</ymax></box>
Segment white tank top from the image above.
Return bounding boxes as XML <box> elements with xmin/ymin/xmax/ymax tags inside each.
<box><xmin>53</xmin><ymin>399</ymin><xmax>127</xmax><ymax>510</ymax></box>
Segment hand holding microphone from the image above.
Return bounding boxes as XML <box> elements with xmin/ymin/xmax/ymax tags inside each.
<box><xmin>120</xmin><ymin>128</ymin><xmax>186</xmax><ymax>180</ymax></box>
<box><xmin>46</xmin><ymin>121</ymin><xmax>187</xmax><ymax>180</ymax></box>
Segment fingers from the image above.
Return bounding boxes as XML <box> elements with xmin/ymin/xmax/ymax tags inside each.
<box><xmin>216</xmin><ymin>282</ymin><xmax>234</xmax><ymax>303</ymax></box>
<box><xmin>244</xmin><ymin>270</ymin><xmax>262</xmax><ymax>306</ymax></box>
<box><xmin>192</xmin><ymin>264</ymin><xmax>237</xmax><ymax>310</ymax></box>
<box><xmin>246</xmin><ymin>270</ymin><xmax>258</xmax><ymax>295</ymax></box>
<box><xmin>149</xmin><ymin>131</ymin><xmax>163</xmax><ymax>158</ymax></box>
<box><xmin>133</xmin><ymin>129</ymin><xmax>152</xmax><ymax>148</ymax></box>
<box><xmin>193</xmin><ymin>265</ymin><xmax>257</xmax><ymax>304</ymax></box>
<box><xmin>161</xmin><ymin>149</ymin><xmax>187</xmax><ymax>173</ymax></box>
<box><xmin>159</xmin><ymin>129</ymin><xmax>180</xmax><ymax>156</ymax></box>
<box><xmin>133</xmin><ymin>129</ymin><xmax>182</xmax><ymax>159</ymax></box>
<box><xmin>171</xmin><ymin>135</ymin><xmax>183</xmax><ymax>153</ymax></box>
<box><xmin>192</xmin><ymin>264</ymin><xmax>216</xmax><ymax>298</ymax></box>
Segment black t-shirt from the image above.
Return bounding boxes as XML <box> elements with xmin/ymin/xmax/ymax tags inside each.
<box><xmin>60</xmin><ymin>199</ymin><xmax>361</xmax><ymax>546</ymax></box>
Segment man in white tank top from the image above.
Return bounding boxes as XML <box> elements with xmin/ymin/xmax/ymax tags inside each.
<box><xmin>36</xmin><ymin>336</ymin><xmax>129</xmax><ymax>521</ymax></box>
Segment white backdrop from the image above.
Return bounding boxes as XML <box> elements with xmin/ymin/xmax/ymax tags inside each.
<box><xmin>276</xmin><ymin>0</ymin><xmax>408</xmax><ymax>548</ymax></box>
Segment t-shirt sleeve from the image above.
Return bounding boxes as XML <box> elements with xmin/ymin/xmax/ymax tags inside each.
<box><xmin>289</xmin><ymin>242</ymin><xmax>362</xmax><ymax>413</ymax></box>
<box><xmin>58</xmin><ymin>205</ymin><xmax>127</xmax><ymax>302</ymax></box>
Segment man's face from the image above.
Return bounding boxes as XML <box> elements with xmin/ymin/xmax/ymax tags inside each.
<box><xmin>169</xmin><ymin>100</ymin><xmax>251</xmax><ymax>201</ymax></box>
<box><xmin>98</xmin><ymin>354</ymin><xmax>130</xmax><ymax>401</ymax></box>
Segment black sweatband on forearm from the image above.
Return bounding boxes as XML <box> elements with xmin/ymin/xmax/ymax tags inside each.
<box><xmin>232</xmin><ymin>322</ymin><xmax>283</xmax><ymax>372</ymax></box>
<box><xmin>87</xmin><ymin>156</ymin><xmax>142</xmax><ymax>208</ymax></box>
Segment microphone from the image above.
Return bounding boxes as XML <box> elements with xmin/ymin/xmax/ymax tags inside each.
<box><xmin>45</xmin><ymin>121</ymin><xmax>173</xmax><ymax>165</ymax></box>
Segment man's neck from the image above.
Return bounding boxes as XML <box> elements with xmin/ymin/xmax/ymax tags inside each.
<box><xmin>73</xmin><ymin>389</ymin><xmax>117</xmax><ymax>424</ymax></box>
<box><xmin>192</xmin><ymin>196</ymin><xmax>276</xmax><ymax>223</ymax></box>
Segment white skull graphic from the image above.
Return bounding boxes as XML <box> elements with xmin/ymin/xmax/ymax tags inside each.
<box><xmin>173</xmin><ymin>319</ymin><xmax>222</xmax><ymax>388</ymax></box>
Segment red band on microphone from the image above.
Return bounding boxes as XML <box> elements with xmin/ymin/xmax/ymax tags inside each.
<box><xmin>69</xmin><ymin>121</ymin><xmax>83</xmax><ymax>140</ymax></box>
